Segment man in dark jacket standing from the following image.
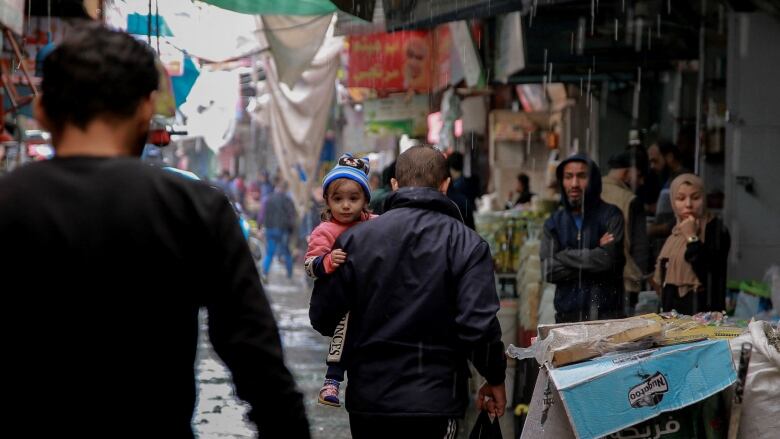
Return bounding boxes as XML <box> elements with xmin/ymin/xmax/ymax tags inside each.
<box><xmin>541</xmin><ymin>154</ymin><xmax>626</xmax><ymax>323</ymax></box>
<box><xmin>310</xmin><ymin>146</ymin><xmax>507</xmax><ymax>438</ymax></box>
<box><xmin>0</xmin><ymin>24</ymin><xmax>308</xmax><ymax>438</ymax></box>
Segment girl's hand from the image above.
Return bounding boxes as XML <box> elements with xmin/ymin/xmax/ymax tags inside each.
<box><xmin>331</xmin><ymin>249</ymin><xmax>347</xmax><ymax>268</ymax></box>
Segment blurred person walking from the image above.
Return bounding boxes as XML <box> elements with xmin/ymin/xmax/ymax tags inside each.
<box><xmin>262</xmin><ymin>179</ymin><xmax>297</xmax><ymax>279</ymax></box>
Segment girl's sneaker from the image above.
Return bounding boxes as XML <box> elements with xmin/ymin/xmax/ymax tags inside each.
<box><xmin>318</xmin><ymin>378</ymin><xmax>341</xmax><ymax>407</ymax></box>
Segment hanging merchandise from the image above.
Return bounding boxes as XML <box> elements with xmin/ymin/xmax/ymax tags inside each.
<box><xmin>494</xmin><ymin>11</ymin><xmax>526</xmax><ymax>83</ymax></box>
<box><xmin>449</xmin><ymin>20</ymin><xmax>483</xmax><ymax>88</ymax></box>
<box><xmin>438</xmin><ymin>87</ymin><xmax>461</xmax><ymax>150</ymax></box>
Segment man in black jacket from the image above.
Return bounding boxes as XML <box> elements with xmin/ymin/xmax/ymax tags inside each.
<box><xmin>0</xmin><ymin>24</ymin><xmax>309</xmax><ymax>438</ymax></box>
<box><xmin>310</xmin><ymin>146</ymin><xmax>507</xmax><ymax>438</ymax></box>
<box><xmin>541</xmin><ymin>154</ymin><xmax>626</xmax><ymax>323</ymax></box>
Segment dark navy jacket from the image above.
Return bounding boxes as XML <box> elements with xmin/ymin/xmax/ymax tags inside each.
<box><xmin>310</xmin><ymin>187</ymin><xmax>506</xmax><ymax>417</ymax></box>
<box><xmin>541</xmin><ymin>154</ymin><xmax>626</xmax><ymax>322</ymax></box>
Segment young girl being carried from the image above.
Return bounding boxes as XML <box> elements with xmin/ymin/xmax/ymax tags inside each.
<box><xmin>304</xmin><ymin>153</ymin><xmax>376</xmax><ymax>407</ymax></box>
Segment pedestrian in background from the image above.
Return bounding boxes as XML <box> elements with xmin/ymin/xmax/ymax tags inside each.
<box><xmin>0</xmin><ymin>24</ymin><xmax>308</xmax><ymax>438</ymax></box>
<box><xmin>507</xmin><ymin>173</ymin><xmax>535</xmax><ymax>208</ymax></box>
<box><xmin>310</xmin><ymin>145</ymin><xmax>506</xmax><ymax>439</ymax></box>
<box><xmin>602</xmin><ymin>151</ymin><xmax>651</xmax><ymax>312</ymax></box>
<box><xmin>368</xmin><ymin>161</ymin><xmax>395</xmax><ymax>214</ymax></box>
<box><xmin>653</xmin><ymin>174</ymin><xmax>730</xmax><ymax>314</ymax></box>
<box><xmin>262</xmin><ymin>179</ymin><xmax>297</xmax><ymax>279</ymax></box>
<box><xmin>647</xmin><ymin>141</ymin><xmax>690</xmax><ymax>258</ymax></box>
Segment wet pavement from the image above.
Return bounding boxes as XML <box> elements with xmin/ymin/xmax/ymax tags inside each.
<box><xmin>194</xmin><ymin>264</ymin><xmax>351</xmax><ymax>439</ymax></box>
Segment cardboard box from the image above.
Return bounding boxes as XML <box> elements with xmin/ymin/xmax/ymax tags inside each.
<box><xmin>545</xmin><ymin>339</ymin><xmax>736</xmax><ymax>439</ymax></box>
<box><xmin>537</xmin><ymin>315</ymin><xmax>663</xmax><ymax>366</ymax></box>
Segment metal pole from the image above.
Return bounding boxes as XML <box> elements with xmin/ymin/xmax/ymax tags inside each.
<box><xmin>694</xmin><ymin>0</ymin><xmax>707</xmax><ymax>176</ymax></box>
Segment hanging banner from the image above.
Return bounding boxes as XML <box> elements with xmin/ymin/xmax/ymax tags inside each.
<box><xmin>495</xmin><ymin>11</ymin><xmax>526</xmax><ymax>83</ymax></box>
<box><xmin>449</xmin><ymin>21</ymin><xmax>483</xmax><ymax>88</ymax></box>
<box><xmin>347</xmin><ymin>30</ymin><xmax>432</xmax><ymax>93</ymax></box>
<box><xmin>433</xmin><ymin>24</ymin><xmax>455</xmax><ymax>92</ymax></box>
<box><xmin>0</xmin><ymin>0</ymin><xmax>23</xmax><ymax>35</ymax></box>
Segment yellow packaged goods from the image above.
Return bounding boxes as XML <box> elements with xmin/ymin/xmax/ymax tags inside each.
<box><xmin>537</xmin><ymin>315</ymin><xmax>663</xmax><ymax>367</ymax></box>
<box><xmin>645</xmin><ymin>314</ymin><xmax>746</xmax><ymax>345</ymax></box>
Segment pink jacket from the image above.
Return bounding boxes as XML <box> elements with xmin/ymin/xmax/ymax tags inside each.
<box><xmin>304</xmin><ymin>212</ymin><xmax>375</xmax><ymax>277</ymax></box>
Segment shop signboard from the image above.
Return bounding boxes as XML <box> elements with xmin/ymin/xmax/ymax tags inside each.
<box><xmin>363</xmin><ymin>94</ymin><xmax>429</xmax><ymax>137</ymax></box>
<box><xmin>347</xmin><ymin>30</ymin><xmax>432</xmax><ymax>93</ymax></box>
<box><xmin>0</xmin><ymin>0</ymin><xmax>23</xmax><ymax>35</ymax></box>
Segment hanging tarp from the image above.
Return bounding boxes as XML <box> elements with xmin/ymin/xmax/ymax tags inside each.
<box><xmin>170</xmin><ymin>56</ymin><xmax>200</xmax><ymax>108</ymax></box>
<box><xmin>126</xmin><ymin>13</ymin><xmax>174</xmax><ymax>37</ymax></box>
<box><xmin>0</xmin><ymin>0</ymin><xmax>24</xmax><ymax>35</ymax></box>
<box><xmin>200</xmin><ymin>0</ymin><xmax>336</xmax><ymax>15</ymax></box>
<box><xmin>179</xmin><ymin>69</ymin><xmax>240</xmax><ymax>153</ymax></box>
<box><xmin>259</xmin><ymin>21</ymin><xmax>342</xmax><ymax>213</ymax></box>
<box><xmin>106</xmin><ymin>0</ymin><xmax>263</xmax><ymax>63</ymax></box>
<box><xmin>260</xmin><ymin>14</ymin><xmax>333</xmax><ymax>88</ymax></box>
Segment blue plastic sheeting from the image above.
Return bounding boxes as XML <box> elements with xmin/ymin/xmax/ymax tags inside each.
<box><xmin>171</xmin><ymin>56</ymin><xmax>200</xmax><ymax>107</ymax></box>
<box><xmin>127</xmin><ymin>13</ymin><xmax>174</xmax><ymax>37</ymax></box>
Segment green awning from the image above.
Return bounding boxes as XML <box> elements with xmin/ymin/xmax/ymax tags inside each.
<box><xmin>200</xmin><ymin>0</ymin><xmax>336</xmax><ymax>15</ymax></box>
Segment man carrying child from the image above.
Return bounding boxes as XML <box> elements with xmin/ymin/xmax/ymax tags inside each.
<box><xmin>310</xmin><ymin>145</ymin><xmax>507</xmax><ymax>438</ymax></box>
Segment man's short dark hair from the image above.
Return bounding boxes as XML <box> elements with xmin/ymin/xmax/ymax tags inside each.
<box><xmin>656</xmin><ymin>140</ymin><xmax>681</xmax><ymax>161</ymax></box>
<box><xmin>395</xmin><ymin>145</ymin><xmax>449</xmax><ymax>188</ymax></box>
<box><xmin>447</xmin><ymin>151</ymin><xmax>464</xmax><ymax>172</ymax></box>
<box><xmin>517</xmin><ymin>173</ymin><xmax>530</xmax><ymax>189</ymax></box>
<box><xmin>41</xmin><ymin>23</ymin><xmax>159</xmax><ymax>132</ymax></box>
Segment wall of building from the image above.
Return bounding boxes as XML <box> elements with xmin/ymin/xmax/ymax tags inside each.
<box><xmin>725</xmin><ymin>12</ymin><xmax>780</xmax><ymax>281</ymax></box>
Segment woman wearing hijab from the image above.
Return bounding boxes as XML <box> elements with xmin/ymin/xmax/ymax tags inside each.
<box><xmin>653</xmin><ymin>174</ymin><xmax>730</xmax><ymax>314</ymax></box>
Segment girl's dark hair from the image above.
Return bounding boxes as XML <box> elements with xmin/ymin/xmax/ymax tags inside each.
<box><xmin>320</xmin><ymin>178</ymin><xmax>371</xmax><ymax>222</ymax></box>
<box><xmin>41</xmin><ymin>23</ymin><xmax>159</xmax><ymax>133</ymax></box>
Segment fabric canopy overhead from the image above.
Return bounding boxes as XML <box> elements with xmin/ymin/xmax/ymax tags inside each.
<box><xmin>258</xmin><ymin>20</ymin><xmax>343</xmax><ymax>215</ymax></box>
<box><xmin>260</xmin><ymin>14</ymin><xmax>333</xmax><ymax>88</ymax></box>
<box><xmin>199</xmin><ymin>0</ymin><xmax>336</xmax><ymax>15</ymax></box>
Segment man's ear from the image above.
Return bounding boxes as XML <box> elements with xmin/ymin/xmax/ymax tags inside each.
<box><xmin>33</xmin><ymin>96</ymin><xmax>54</xmax><ymax>133</ymax></box>
<box><xmin>137</xmin><ymin>92</ymin><xmax>156</xmax><ymax>123</ymax></box>
<box><xmin>439</xmin><ymin>177</ymin><xmax>451</xmax><ymax>194</ymax></box>
<box><xmin>391</xmin><ymin>178</ymin><xmax>399</xmax><ymax>191</ymax></box>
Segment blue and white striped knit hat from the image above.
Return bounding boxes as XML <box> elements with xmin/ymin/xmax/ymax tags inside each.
<box><xmin>322</xmin><ymin>153</ymin><xmax>371</xmax><ymax>201</ymax></box>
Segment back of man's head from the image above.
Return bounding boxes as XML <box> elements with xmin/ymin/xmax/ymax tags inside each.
<box><xmin>41</xmin><ymin>23</ymin><xmax>158</xmax><ymax>134</ymax></box>
<box><xmin>395</xmin><ymin>145</ymin><xmax>449</xmax><ymax>189</ymax></box>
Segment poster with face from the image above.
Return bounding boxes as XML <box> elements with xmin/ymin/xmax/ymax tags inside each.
<box><xmin>348</xmin><ymin>30</ymin><xmax>432</xmax><ymax>93</ymax></box>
